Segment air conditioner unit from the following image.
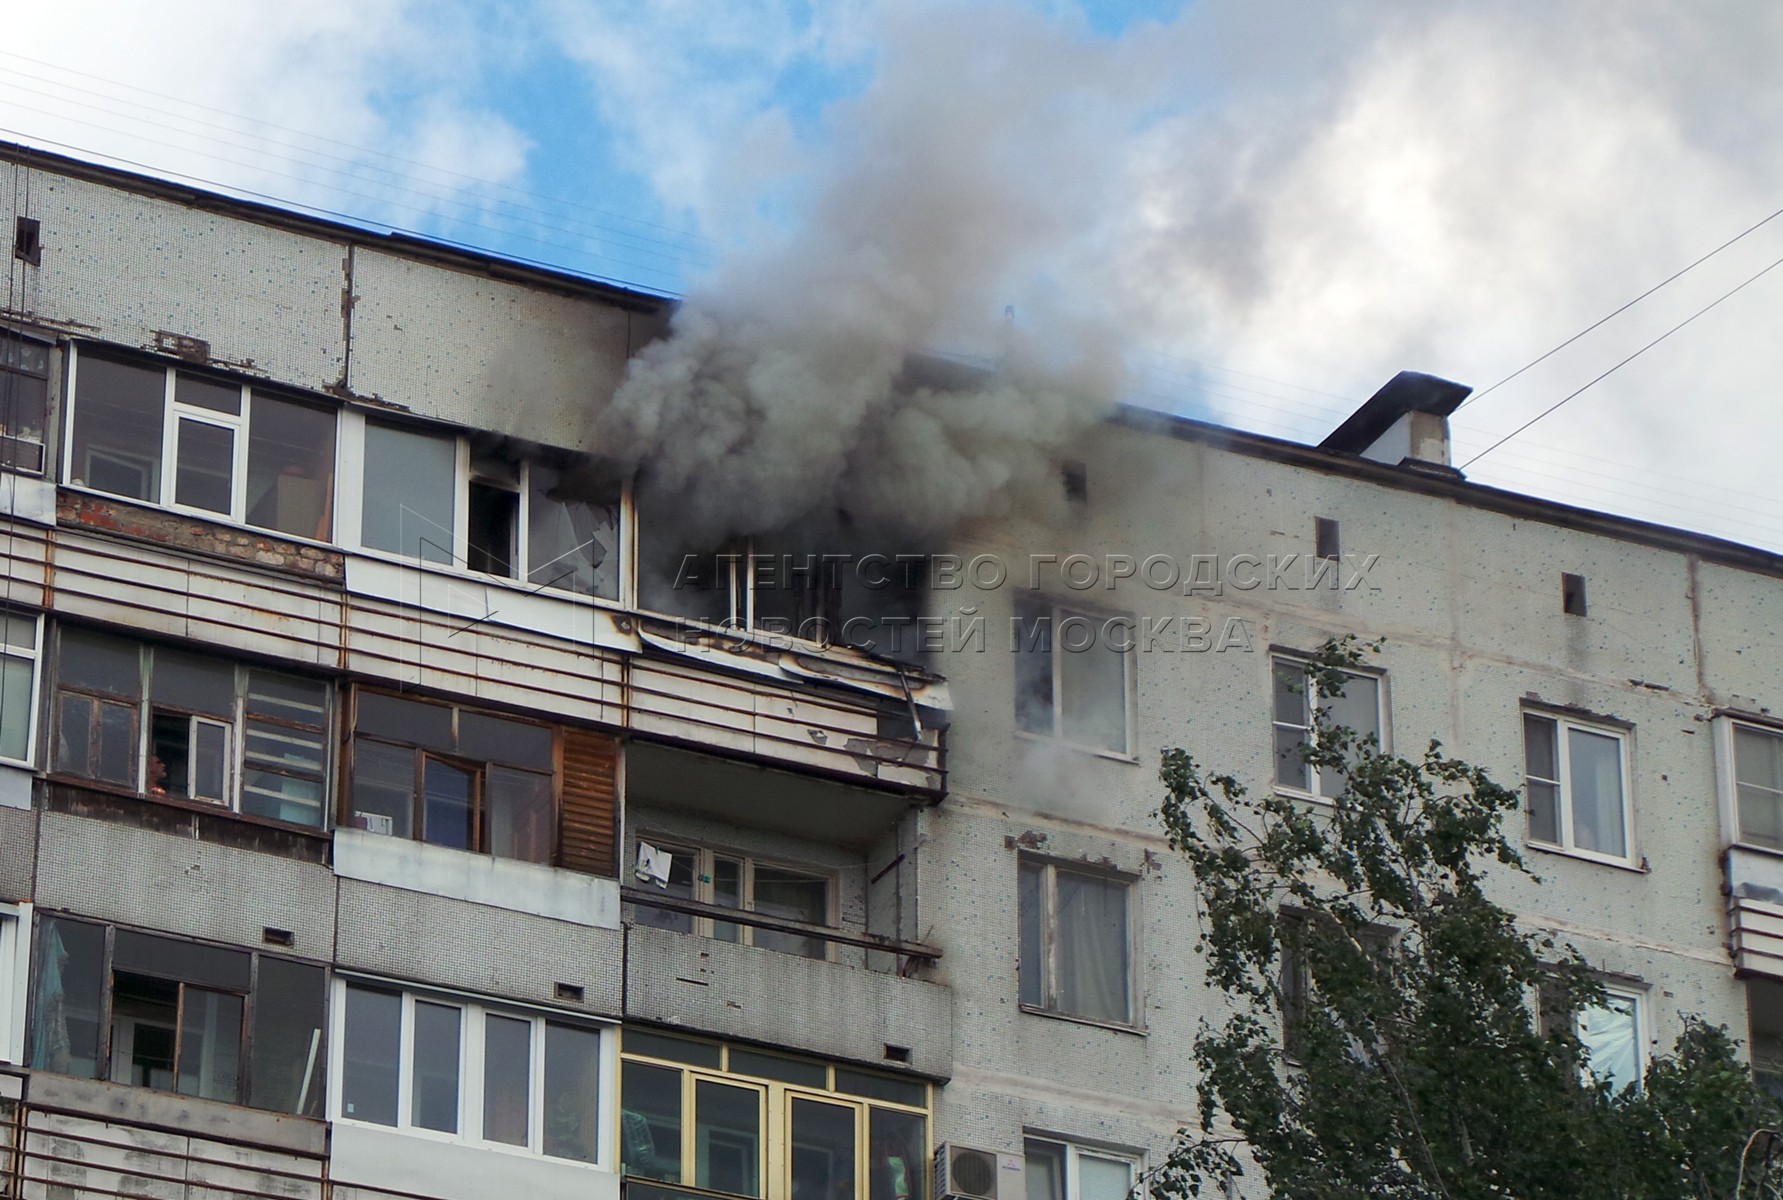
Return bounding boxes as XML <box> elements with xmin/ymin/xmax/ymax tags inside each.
<box><xmin>934</xmin><ymin>1143</ymin><xmax>1025</xmax><ymax>1200</ymax></box>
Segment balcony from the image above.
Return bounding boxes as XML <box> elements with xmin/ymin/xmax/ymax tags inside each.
<box><xmin>623</xmin><ymin>901</ymin><xmax>951</xmax><ymax>1079</ymax></box>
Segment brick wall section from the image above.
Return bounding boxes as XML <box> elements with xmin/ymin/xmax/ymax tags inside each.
<box><xmin>56</xmin><ymin>491</ymin><xmax>345</xmax><ymax>582</ymax></box>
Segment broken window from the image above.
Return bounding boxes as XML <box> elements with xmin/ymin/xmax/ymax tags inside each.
<box><xmin>1523</xmin><ymin>711</ymin><xmax>1630</xmax><ymax>862</ymax></box>
<box><xmin>67</xmin><ymin>348</ymin><xmax>337</xmax><ymax>538</ymax></box>
<box><xmin>1013</xmin><ymin>596</ymin><xmax>1131</xmax><ymax>755</ymax></box>
<box><xmin>1732</xmin><ymin>721</ymin><xmax>1783</xmax><ymax>850</ymax></box>
<box><xmin>360</xmin><ymin>423</ymin><xmax>625</xmax><ymax>599</ymax></box>
<box><xmin>30</xmin><ymin>915</ymin><xmax>325</xmax><ymax>1115</ymax></box>
<box><xmin>335</xmin><ymin>979</ymin><xmax>609</xmax><ymax>1163</ymax></box>
<box><xmin>0</xmin><ymin>331</ymin><xmax>50</xmax><ymax>474</ymax></box>
<box><xmin>51</xmin><ymin>629</ymin><xmax>332</xmax><ymax>827</ymax></box>
<box><xmin>1272</xmin><ymin>656</ymin><xmax>1384</xmax><ymax>799</ymax></box>
<box><xmin>630</xmin><ymin>841</ymin><xmax>833</xmax><ymax>959</ymax></box>
<box><xmin>1018</xmin><ymin>858</ymin><xmax>1133</xmax><ymax>1025</ymax></box>
<box><xmin>347</xmin><ymin>690</ymin><xmax>618</xmax><ymax>875</ymax></box>
<box><xmin>0</xmin><ymin>611</ymin><xmax>41</xmax><ymax>765</ymax></box>
<box><xmin>621</xmin><ymin>1031</ymin><xmax>927</xmax><ymax>1200</ymax></box>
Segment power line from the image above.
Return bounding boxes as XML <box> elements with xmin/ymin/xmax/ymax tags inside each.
<box><xmin>1458</xmin><ymin>200</ymin><xmax>1783</xmax><ymax>413</ymax></box>
<box><xmin>1459</xmin><ymin>250</ymin><xmax>1783</xmax><ymax>470</ymax></box>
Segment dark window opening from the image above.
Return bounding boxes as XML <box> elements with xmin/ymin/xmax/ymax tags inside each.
<box><xmin>1315</xmin><ymin>516</ymin><xmax>1340</xmax><ymax>561</ymax></box>
<box><xmin>32</xmin><ymin>916</ymin><xmax>324</xmax><ymax>1116</ymax></box>
<box><xmin>1062</xmin><ymin>461</ymin><xmax>1088</xmax><ymax>504</ymax></box>
<box><xmin>13</xmin><ymin>217</ymin><xmax>40</xmax><ymax>266</ymax></box>
<box><xmin>1562</xmin><ymin>572</ymin><xmax>1588</xmax><ymax>616</ymax></box>
<box><xmin>467</xmin><ymin>480</ymin><xmax>518</xmax><ymax>577</ymax></box>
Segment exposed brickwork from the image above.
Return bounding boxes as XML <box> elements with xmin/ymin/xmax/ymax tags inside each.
<box><xmin>56</xmin><ymin>489</ymin><xmax>345</xmax><ymax>582</ymax></box>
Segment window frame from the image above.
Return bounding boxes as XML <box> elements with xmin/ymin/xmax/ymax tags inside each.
<box><xmin>1270</xmin><ymin>652</ymin><xmax>1386</xmax><ymax>802</ymax></box>
<box><xmin>631</xmin><ymin>838</ymin><xmax>838</xmax><ymax>961</ymax></box>
<box><xmin>63</xmin><ymin>345</ymin><xmax>341</xmax><ymax>541</ymax></box>
<box><xmin>49</xmin><ymin>629</ymin><xmax>334</xmax><ymax>829</ymax></box>
<box><xmin>27</xmin><ymin>914</ymin><xmax>328</xmax><ymax>1115</ymax></box>
<box><xmin>328</xmin><ymin>976</ymin><xmax>615</xmax><ymax>1168</ymax></box>
<box><xmin>1022</xmin><ymin>1135</ymin><xmax>1141</xmax><ymax>1200</ymax></box>
<box><xmin>620</xmin><ymin>1028</ymin><xmax>931</xmax><ymax>1200</ymax></box>
<box><xmin>0</xmin><ymin>609</ymin><xmax>42</xmax><ymax>768</ymax></box>
<box><xmin>1577</xmin><ymin>985</ymin><xmax>1647</xmax><ymax>1095</ymax></box>
<box><xmin>1721</xmin><ymin>715</ymin><xmax>1783</xmax><ymax>853</ymax></box>
<box><xmin>1521</xmin><ymin>709</ymin><xmax>1636</xmax><ymax>868</ymax></box>
<box><xmin>0</xmin><ymin>901</ymin><xmax>31</xmax><ymax>1064</ymax></box>
<box><xmin>344</xmin><ymin>688</ymin><xmax>561</xmax><ymax>862</ymax></box>
<box><xmin>346</xmin><ymin>411</ymin><xmax>627</xmax><ymax>605</ymax></box>
<box><xmin>0</xmin><ymin>329</ymin><xmax>51</xmax><ymax>475</ymax></box>
<box><xmin>1017</xmin><ymin>856</ymin><xmax>1138</xmax><ymax>1030</ymax></box>
<box><xmin>1012</xmin><ymin>594</ymin><xmax>1136</xmax><ymax>760</ymax></box>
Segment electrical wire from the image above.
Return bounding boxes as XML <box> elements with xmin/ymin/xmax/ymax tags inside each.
<box><xmin>1457</xmin><ymin>201</ymin><xmax>1783</xmax><ymax>413</ymax></box>
<box><xmin>1459</xmin><ymin>249</ymin><xmax>1783</xmax><ymax>471</ymax></box>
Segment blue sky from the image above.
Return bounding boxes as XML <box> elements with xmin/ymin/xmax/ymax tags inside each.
<box><xmin>7</xmin><ymin>2</ymin><xmax>1783</xmax><ymax>551</ymax></box>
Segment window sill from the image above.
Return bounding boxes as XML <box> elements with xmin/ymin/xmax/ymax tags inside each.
<box><xmin>1019</xmin><ymin>1003</ymin><xmax>1146</xmax><ymax>1036</ymax></box>
<box><xmin>1526</xmin><ymin>840</ymin><xmax>1647</xmax><ymax>873</ymax></box>
<box><xmin>1013</xmin><ymin>729</ymin><xmax>1138</xmax><ymax>764</ymax></box>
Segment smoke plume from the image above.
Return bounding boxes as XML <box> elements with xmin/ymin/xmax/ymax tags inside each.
<box><xmin>589</xmin><ymin>6</ymin><xmax>1154</xmax><ymax>544</ymax></box>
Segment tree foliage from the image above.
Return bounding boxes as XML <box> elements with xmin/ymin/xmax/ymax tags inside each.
<box><xmin>1151</xmin><ymin>638</ymin><xmax>1783</xmax><ymax>1200</ymax></box>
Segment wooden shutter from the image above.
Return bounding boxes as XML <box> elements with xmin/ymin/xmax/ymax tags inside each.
<box><xmin>559</xmin><ymin>728</ymin><xmax>619</xmax><ymax>877</ymax></box>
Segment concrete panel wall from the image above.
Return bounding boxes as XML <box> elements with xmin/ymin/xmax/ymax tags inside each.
<box><xmin>33</xmin><ymin>811</ymin><xmax>336</xmax><ymax>958</ymax></box>
<box><xmin>11</xmin><ymin>171</ymin><xmax>347</xmax><ymax>390</ymax></box>
<box><xmin>625</xmin><ymin>923</ymin><xmax>952</xmax><ymax>1078</ymax></box>
<box><xmin>347</xmin><ymin>248</ymin><xmax>643</xmax><ymax>448</ymax></box>
<box><xmin>334</xmin><ymin>878</ymin><xmax>623</xmax><ymax>1017</ymax></box>
<box><xmin>0</xmin><ymin>801</ymin><xmax>35</xmax><ymax>902</ymax></box>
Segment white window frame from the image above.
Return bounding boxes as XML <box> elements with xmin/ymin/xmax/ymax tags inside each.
<box><xmin>1521</xmin><ymin>710</ymin><xmax>1636</xmax><ymax>867</ymax></box>
<box><xmin>633</xmin><ymin>838</ymin><xmax>837</xmax><ymax>959</ymax></box>
<box><xmin>1023</xmin><ymin>1135</ymin><xmax>1141</xmax><ymax>1200</ymax></box>
<box><xmin>0</xmin><ymin>901</ymin><xmax>31</xmax><ymax>1064</ymax></box>
<box><xmin>327</xmin><ymin>977</ymin><xmax>614</xmax><ymax>1168</ymax></box>
<box><xmin>342</xmin><ymin>410</ymin><xmax>628</xmax><ymax>605</ymax></box>
<box><xmin>0</xmin><ymin>611</ymin><xmax>42</xmax><ymax>768</ymax></box>
<box><xmin>63</xmin><ymin>346</ymin><xmax>340</xmax><ymax>540</ymax></box>
<box><xmin>1719</xmin><ymin>716</ymin><xmax>1783</xmax><ymax>852</ymax></box>
<box><xmin>1270</xmin><ymin>654</ymin><xmax>1386</xmax><ymax>802</ymax></box>
<box><xmin>1012</xmin><ymin>595</ymin><xmax>1136</xmax><ymax>760</ymax></box>
<box><xmin>1018</xmin><ymin>857</ymin><xmax>1138</xmax><ymax>1029</ymax></box>
<box><xmin>1578</xmin><ymin>985</ymin><xmax>1647</xmax><ymax>1094</ymax></box>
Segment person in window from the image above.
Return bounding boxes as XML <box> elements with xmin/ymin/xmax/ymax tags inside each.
<box><xmin>871</xmin><ymin>1132</ymin><xmax>913</xmax><ymax>1200</ymax></box>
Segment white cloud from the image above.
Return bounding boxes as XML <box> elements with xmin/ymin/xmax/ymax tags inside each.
<box><xmin>0</xmin><ymin>0</ymin><xmax>533</xmax><ymax>230</ymax></box>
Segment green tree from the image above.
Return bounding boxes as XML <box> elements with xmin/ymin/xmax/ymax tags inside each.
<box><xmin>1150</xmin><ymin>638</ymin><xmax>1783</xmax><ymax>1200</ymax></box>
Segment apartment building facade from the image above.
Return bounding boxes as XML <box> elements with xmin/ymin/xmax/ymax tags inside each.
<box><xmin>1</xmin><ymin>140</ymin><xmax>1781</xmax><ymax>1200</ymax></box>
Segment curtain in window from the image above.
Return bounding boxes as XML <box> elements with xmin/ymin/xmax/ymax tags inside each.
<box><xmin>1568</xmin><ymin>729</ymin><xmax>1625</xmax><ymax>857</ymax></box>
<box><xmin>1579</xmin><ymin>997</ymin><xmax>1640</xmax><ymax>1092</ymax></box>
<box><xmin>1055</xmin><ymin>872</ymin><xmax>1129</xmax><ymax>1023</ymax></box>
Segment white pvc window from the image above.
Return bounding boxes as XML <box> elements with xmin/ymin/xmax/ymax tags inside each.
<box><xmin>354</xmin><ymin>416</ymin><xmax>622</xmax><ymax>599</ymax></box>
<box><xmin>1272</xmin><ymin>657</ymin><xmax>1383</xmax><ymax>799</ymax></box>
<box><xmin>1024</xmin><ymin>1138</ymin><xmax>1137</xmax><ymax>1200</ymax></box>
<box><xmin>332</xmin><ymin>979</ymin><xmax>610</xmax><ymax>1166</ymax></box>
<box><xmin>1013</xmin><ymin>596</ymin><xmax>1132</xmax><ymax>756</ymax></box>
<box><xmin>1523</xmin><ymin>713</ymin><xmax>1632</xmax><ymax>863</ymax></box>
<box><xmin>0</xmin><ymin>902</ymin><xmax>30</xmax><ymax>1064</ymax></box>
<box><xmin>1732</xmin><ymin>722</ymin><xmax>1783</xmax><ymax>850</ymax></box>
<box><xmin>1018</xmin><ymin>859</ymin><xmax>1134</xmax><ymax>1026</ymax></box>
<box><xmin>0</xmin><ymin>611</ymin><xmax>41</xmax><ymax>766</ymax></box>
<box><xmin>1578</xmin><ymin>989</ymin><xmax>1644</xmax><ymax>1094</ymax></box>
<box><xmin>65</xmin><ymin>347</ymin><xmax>337</xmax><ymax>540</ymax></box>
